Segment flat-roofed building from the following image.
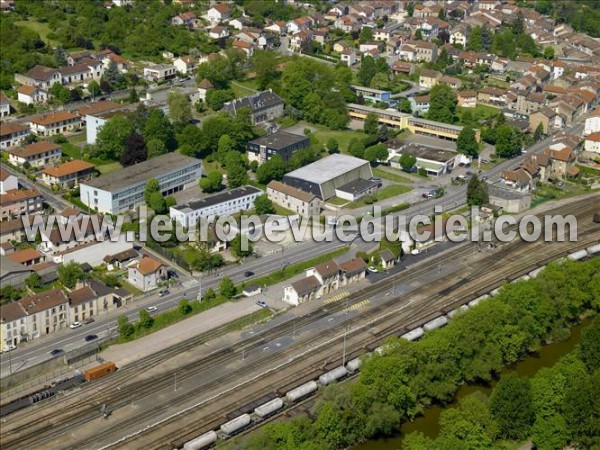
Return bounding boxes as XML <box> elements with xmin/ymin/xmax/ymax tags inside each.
<box><xmin>170</xmin><ymin>185</ymin><xmax>262</xmax><ymax>228</ymax></box>
<box><xmin>6</xmin><ymin>141</ymin><xmax>61</xmax><ymax>168</ymax></box>
<box><xmin>247</xmin><ymin>131</ymin><xmax>310</xmax><ymax>164</ymax></box>
<box><xmin>80</xmin><ymin>153</ymin><xmax>202</xmax><ymax>214</ymax></box>
<box><xmin>389</xmin><ymin>142</ymin><xmax>459</xmax><ymax>176</ymax></box>
<box><xmin>283</xmin><ymin>154</ymin><xmax>373</xmax><ymax>200</ymax></box>
<box><xmin>350</xmin><ymin>85</ymin><xmax>395</xmax><ymax>105</ymax></box>
<box><xmin>41</xmin><ymin>160</ymin><xmax>96</xmax><ymax>189</ymax></box>
<box><xmin>267</xmin><ymin>180</ymin><xmax>322</xmax><ymax>216</ymax></box>
<box><xmin>408</xmin><ymin>117</ymin><xmax>480</xmax><ymax>142</ymax></box>
<box><xmin>143</xmin><ymin>64</ymin><xmax>177</xmax><ymax>82</ymax></box>
<box><xmin>348</xmin><ymin>103</ymin><xmax>411</xmax><ymax>129</ymax></box>
<box><xmin>334</xmin><ymin>178</ymin><xmax>381</xmax><ymax>201</ymax></box>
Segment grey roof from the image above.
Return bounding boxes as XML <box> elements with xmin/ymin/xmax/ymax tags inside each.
<box><xmin>409</xmin><ymin>117</ymin><xmax>466</xmax><ymax>132</ymax></box>
<box><xmin>248</xmin><ymin>131</ymin><xmax>308</xmax><ymax>150</ymax></box>
<box><xmin>397</xmin><ymin>143</ymin><xmax>457</xmax><ymax>163</ymax></box>
<box><xmin>291</xmin><ymin>275</ymin><xmax>321</xmax><ymax>296</ymax></box>
<box><xmin>82</xmin><ymin>153</ymin><xmax>201</xmax><ymax>192</ymax></box>
<box><xmin>224</xmin><ymin>90</ymin><xmax>283</xmax><ymax>115</ymax></box>
<box><xmin>173</xmin><ymin>185</ymin><xmax>262</xmax><ymax>213</ymax></box>
<box><xmin>0</xmin><ymin>255</ymin><xmax>33</xmax><ymax>278</ymax></box>
<box><xmin>284</xmin><ymin>154</ymin><xmax>370</xmax><ymax>185</ymax></box>
<box><xmin>336</xmin><ymin>178</ymin><xmax>378</xmax><ymax>195</ymax></box>
<box><xmin>488</xmin><ymin>184</ymin><xmax>531</xmax><ymax>200</ymax></box>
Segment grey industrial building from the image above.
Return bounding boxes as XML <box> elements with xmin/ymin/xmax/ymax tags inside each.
<box><xmin>282</xmin><ymin>154</ymin><xmax>373</xmax><ymax>200</ymax></box>
<box><xmin>247</xmin><ymin>130</ymin><xmax>310</xmax><ymax>164</ymax></box>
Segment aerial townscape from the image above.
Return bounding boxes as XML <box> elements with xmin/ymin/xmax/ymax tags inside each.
<box><xmin>0</xmin><ymin>0</ymin><xmax>599</xmax><ymax>449</ymax></box>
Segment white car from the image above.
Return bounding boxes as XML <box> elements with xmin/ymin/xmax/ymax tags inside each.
<box><xmin>367</xmin><ymin>266</ymin><xmax>379</xmax><ymax>273</ymax></box>
<box><xmin>146</xmin><ymin>306</ymin><xmax>158</xmax><ymax>313</ymax></box>
<box><xmin>70</xmin><ymin>322</ymin><xmax>82</xmax><ymax>329</ymax></box>
<box><xmin>411</xmin><ymin>249</ymin><xmax>421</xmax><ymax>255</ymax></box>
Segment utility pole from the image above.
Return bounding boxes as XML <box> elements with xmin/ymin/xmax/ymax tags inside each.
<box><xmin>342</xmin><ymin>326</ymin><xmax>349</xmax><ymax>367</ymax></box>
<box><xmin>174</xmin><ymin>372</ymin><xmax>177</xmax><ymax>392</ymax></box>
<box><xmin>197</xmin><ymin>272</ymin><xmax>202</xmax><ymax>302</ymax></box>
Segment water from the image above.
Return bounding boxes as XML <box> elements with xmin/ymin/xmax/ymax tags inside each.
<box><xmin>354</xmin><ymin>318</ymin><xmax>590</xmax><ymax>450</ymax></box>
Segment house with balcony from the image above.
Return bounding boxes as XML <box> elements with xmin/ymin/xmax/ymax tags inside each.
<box><xmin>0</xmin><ymin>188</ymin><xmax>43</xmax><ymax>221</ymax></box>
<box><xmin>6</xmin><ymin>141</ymin><xmax>61</xmax><ymax>168</ymax></box>
<box><xmin>29</xmin><ymin>111</ymin><xmax>80</xmax><ymax>137</ymax></box>
<box><xmin>0</xmin><ymin>123</ymin><xmax>29</xmax><ymax>149</ymax></box>
<box><xmin>41</xmin><ymin>160</ymin><xmax>96</xmax><ymax>190</ymax></box>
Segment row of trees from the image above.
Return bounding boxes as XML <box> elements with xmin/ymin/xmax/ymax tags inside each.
<box><xmin>246</xmin><ymin>258</ymin><xmax>600</xmax><ymax>450</ymax></box>
<box><xmin>405</xmin><ymin>315</ymin><xmax>600</xmax><ymax>449</ymax></box>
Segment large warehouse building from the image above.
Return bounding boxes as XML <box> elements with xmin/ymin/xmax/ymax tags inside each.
<box><xmin>282</xmin><ymin>154</ymin><xmax>373</xmax><ymax>200</ymax></box>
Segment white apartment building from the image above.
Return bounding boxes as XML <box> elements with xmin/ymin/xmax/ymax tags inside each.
<box><xmin>80</xmin><ymin>153</ymin><xmax>202</xmax><ymax>214</ymax></box>
<box><xmin>170</xmin><ymin>185</ymin><xmax>262</xmax><ymax>228</ymax></box>
<box><xmin>143</xmin><ymin>64</ymin><xmax>177</xmax><ymax>82</ymax></box>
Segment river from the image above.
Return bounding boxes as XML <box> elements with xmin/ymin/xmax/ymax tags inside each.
<box><xmin>354</xmin><ymin>318</ymin><xmax>591</xmax><ymax>450</ymax></box>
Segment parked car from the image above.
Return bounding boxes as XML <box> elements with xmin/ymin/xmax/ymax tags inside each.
<box><xmin>84</xmin><ymin>334</ymin><xmax>98</xmax><ymax>342</ymax></box>
<box><xmin>49</xmin><ymin>349</ymin><xmax>64</xmax><ymax>356</ymax></box>
<box><xmin>367</xmin><ymin>266</ymin><xmax>379</xmax><ymax>273</ymax></box>
<box><xmin>256</xmin><ymin>300</ymin><xmax>268</xmax><ymax>308</ymax></box>
<box><xmin>158</xmin><ymin>289</ymin><xmax>169</xmax><ymax>297</ymax></box>
<box><xmin>244</xmin><ymin>271</ymin><xmax>254</xmax><ymax>277</ymax></box>
<box><xmin>83</xmin><ymin>317</ymin><xmax>95</xmax><ymax>325</ymax></box>
<box><xmin>146</xmin><ymin>306</ymin><xmax>158</xmax><ymax>313</ymax></box>
<box><xmin>411</xmin><ymin>249</ymin><xmax>421</xmax><ymax>255</ymax></box>
<box><xmin>70</xmin><ymin>322</ymin><xmax>82</xmax><ymax>329</ymax></box>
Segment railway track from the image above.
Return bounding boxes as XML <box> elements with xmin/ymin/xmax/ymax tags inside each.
<box><xmin>1</xmin><ymin>199</ymin><xmax>597</xmax><ymax>449</ymax></box>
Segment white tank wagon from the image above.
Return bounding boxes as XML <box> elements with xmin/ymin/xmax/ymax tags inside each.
<box><xmin>568</xmin><ymin>250</ymin><xmax>588</xmax><ymax>261</ymax></box>
<box><xmin>446</xmin><ymin>305</ymin><xmax>469</xmax><ymax>319</ymax></box>
<box><xmin>220</xmin><ymin>414</ymin><xmax>251</xmax><ymax>436</ymax></box>
<box><xmin>319</xmin><ymin>366</ymin><xmax>348</xmax><ymax>386</ymax></box>
<box><xmin>285</xmin><ymin>381</ymin><xmax>318</xmax><ymax>403</ymax></box>
<box><xmin>423</xmin><ymin>316</ymin><xmax>448</xmax><ymax>332</ymax></box>
<box><xmin>468</xmin><ymin>294</ymin><xmax>489</xmax><ymax>308</ymax></box>
<box><xmin>183</xmin><ymin>431</ymin><xmax>217</xmax><ymax>450</ymax></box>
<box><xmin>401</xmin><ymin>327</ymin><xmax>424</xmax><ymax>341</ymax></box>
<box><xmin>346</xmin><ymin>357</ymin><xmax>363</xmax><ymax>373</ymax></box>
<box><xmin>528</xmin><ymin>266</ymin><xmax>545</xmax><ymax>278</ymax></box>
<box><xmin>254</xmin><ymin>397</ymin><xmax>284</xmax><ymax>418</ymax></box>
<box><xmin>587</xmin><ymin>244</ymin><xmax>600</xmax><ymax>255</ymax></box>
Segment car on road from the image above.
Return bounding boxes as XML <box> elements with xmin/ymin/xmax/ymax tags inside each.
<box><xmin>481</xmin><ymin>175</ymin><xmax>489</xmax><ymax>181</ymax></box>
<box><xmin>411</xmin><ymin>249</ymin><xmax>421</xmax><ymax>255</ymax></box>
<box><xmin>70</xmin><ymin>322</ymin><xmax>82</xmax><ymax>329</ymax></box>
<box><xmin>146</xmin><ymin>306</ymin><xmax>158</xmax><ymax>313</ymax></box>
<box><xmin>158</xmin><ymin>289</ymin><xmax>169</xmax><ymax>297</ymax></box>
<box><xmin>83</xmin><ymin>317</ymin><xmax>95</xmax><ymax>325</ymax></box>
<box><xmin>244</xmin><ymin>271</ymin><xmax>254</xmax><ymax>277</ymax></box>
<box><xmin>167</xmin><ymin>269</ymin><xmax>179</xmax><ymax>279</ymax></box>
<box><xmin>367</xmin><ymin>266</ymin><xmax>379</xmax><ymax>273</ymax></box>
<box><xmin>49</xmin><ymin>349</ymin><xmax>64</xmax><ymax>356</ymax></box>
<box><xmin>84</xmin><ymin>334</ymin><xmax>98</xmax><ymax>342</ymax></box>
<box><xmin>466</xmin><ymin>171</ymin><xmax>474</xmax><ymax>176</ymax></box>
<box><xmin>256</xmin><ymin>300</ymin><xmax>268</xmax><ymax>308</ymax></box>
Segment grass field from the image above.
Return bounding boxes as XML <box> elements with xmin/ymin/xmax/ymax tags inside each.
<box><xmin>15</xmin><ymin>20</ymin><xmax>58</xmax><ymax>46</ymax></box>
<box><xmin>457</xmin><ymin>104</ymin><xmax>501</xmax><ymax>124</ymax></box>
<box><xmin>307</xmin><ymin>123</ymin><xmax>365</xmax><ymax>153</ymax></box>
<box><xmin>372</xmin><ymin>168</ymin><xmax>412</xmax><ymax>184</ymax></box>
<box><xmin>327</xmin><ymin>197</ymin><xmax>350</xmax><ymax>206</ymax></box>
<box><xmin>349</xmin><ymin>184</ymin><xmax>412</xmax><ymax>209</ymax></box>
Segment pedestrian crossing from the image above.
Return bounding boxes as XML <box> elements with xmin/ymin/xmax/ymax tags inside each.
<box><xmin>343</xmin><ymin>299</ymin><xmax>370</xmax><ymax>313</ymax></box>
<box><xmin>182</xmin><ymin>279</ymin><xmax>199</xmax><ymax>288</ymax></box>
<box><xmin>323</xmin><ymin>291</ymin><xmax>349</xmax><ymax>304</ymax></box>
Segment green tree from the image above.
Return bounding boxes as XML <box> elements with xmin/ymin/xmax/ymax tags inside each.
<box><xmin>230</xmin><ymin>234</ymin><xmax>253</xmax><ymax>258</ymax></box>
<box><xmin>204</xmin><ymin>287</ymin><xmax>216</xmax><ymax>302</ymax></box>
<box><xmin>120</xmin><ymin>132</ymin><xmax>147</xmax><ymax>166</ymax></box>
<box><xmin>148</xmin><ymin>191</ymin><xmax>166</xmax><ymax>214</ymax></box>
<box><xmin>564</xmin><ymin>371</ymin><xmax>600</xmax><ymax>448</ymax></box>
<box><xmin>87</xmin><ymin>80</ymin><xmax>101</xmax><ymax>98</ymax></box>
<box><xmin>364</xmin><ymin>143</ymin><xmax>389</xmax><ymax>164</ymax></box>
<box><xmin>254</xmin><ymin>194</ymin><xmax>275</xmax><ymax>215</ymax></box>
<box><xmin>358</xmin><ymin>56</ymin><xmax>378</xmax><ymax>87</ymax></box>
<box><xmin>206</xmin><ymin>89</ymin><xmax>235</xmax><ymax>110</ymax></box>
<box><xmin>138</xmin><ymin>309</ymin><xmax>154</xmax><ymax>329</ymax></box>
<box><xmin>456</xmin><ymin>126</ymin><xmax>479</xmax><ymax>157</ymax></box>
<box><xmin>147</xmin><ymin>138</ymin><xmax>167</xmax><ymax>158</ymax></box>
<box><xmin>348</xmin><ymin>138</ymin><xmax>366</xmax><ymax>159</ymax></box>
<box><xmin>167</xmin><ymin>91</ymin><xmax>192</xmax><ymax>128</ymax></box>
<box><xmin>415</xmin><ymin>29</ymin><xmax>423</xmax><ymax>40</ymax></box>
<box><xmin>364</xmin><ymin>112</ymin><xmax>379</xmax><ymax>136</ymax></box>
<box><xmin>49</xmin><ymin>82</ymin><xmax>71</xmax><ymax>105</ymax></box>
<box><xmin>398</xmin><ymin>99</ymin><xmax>412</xmax><ymax>114</ymax></box>
<box><xmin>144</xmin><ymin>178</ymin><xmax>160</xmax><ymax>205</ymax></box>
<box><xmin>359</xmin><ymin>26</ymin><xmax>374</xmax><ymax>43</ymax></box>
<box><xmin>543</xmin><ymin>46</ymin><xmax>555</xmax><ymax>60</ymax></box>
<box><xmin>580</xmin><ymin>315</ymin><xmax>600</xmax><ymax>373</ymax></box>
<box><xmin>533</xmin><ymin>122</ymin><xmax>544</xmax><ymax>142</ymax></box>
<box><xmin>219</xmin><ymin>277</ymin><xmax>236</xmax><ymax>299</ymax></box>
<box><xmin>399</xmin><ymin>153</ymin><xmax>417</xmax><ymax>172</ymax></box>
<box><xmin>117</xmin><ymin>315</ymin><xmax>134</xmax><ymax>339</ymax></box>
<box><xmin>95</xmin><ymin>114</ymin><xmax>135</xmax><ymax>160</ymax></box>
<box><xmin>467</xmin><ymin>26</ymin><xmax>483</xmax><ymax>52</ymax></box>
<box><xmin>256</xmin><ymin>154</ymin><xmax>286</xmax><ymax>184</ymax></box>
<box><xmin>426</xmin><ymin>84</ymin><xmax>457</xmax><ymax>124</ymax></box>
<box><xmin>58</xmin><ymin>262</ymin><xmax>85</xmax><ymax>289</ymax></box>
<box><xmin>531</xmin><ymin>414</ymin><xmax>569</xmax><ymax>450</ymax></box>
<box><xmin>495</xmin><ymin>124</ymin><xmax>522</xmax><ymax>158</ymax></box>
<box><xmin>199</xmin><ymin>170</ymin><xmax>223</xmax><ymax>193</ymax></box>
<box><xmin>406</xmin><ymin>2</ymin><xmax>414</xmax><ymax>17</ymax></box>
<box><xmin>25</xmin><ymin>273</ymin><xmax>42</xmax><ymax>290</ymax></box>
<box><xmin>128</xmin><ymin>88</ymin><xmax>139</xmax><ymax>103</ymax></box>
<box><xmin>252</xmin><ymin>50</ymin><xmax>279</xmax><ymax>90</ymax></box>
<box><xmin>143</xmin><ymin>109</ymin><xmax>177</xmax><ymax>152</ymax></box>
<box><xmin>490</xmin><ymin>374</ymin><xmax>535</xmax><ymax>440</ymax></box>
<box><xmin>466</xmin><ymin>175</ymin><xmax>489</xmax><ymax>206</ymax></box>
<box><xmin>178</xmin><ymin>298</ymin><xmax>192</xmax><ymax>315</ymax></box>
<box><xmin>326</xmin><ymin>137</ymin><xmax>339</xmax><ymax>154</ymax></box>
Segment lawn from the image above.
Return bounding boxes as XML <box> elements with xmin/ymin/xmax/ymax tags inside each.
<box><xmin>97</xmin><ymin>162</ymin><xmax>123</xmax><ymax>175</ymax></box>
<box><xmin>372</xmin><ymin>168</ymin><xmax>412</xmax><ymax>184</ymax></box>
<box><xmin>457</xmin><ymin>104</ymin><xmax>501</xmax><ymax>124</ymax></box>
<box><xmin>348</xmin><ymin>184</ymin><xmax>412</xmax><ymax>209</ymax></box>
<box><xmin>310</xmin><ymin>125</ymin><xmax>366</xmax><ymax>153</ymax></box>
<box><xmin>327</xmin><ymin>197</ymin><xmax>350</xmax><ymax>206</ymax></box>
<box><xmin>273</xmin><ymin>204</ymin><xmax>295</xmax><ymax>216</ymax></box>
<box><xmin>15</xmin><ymin>20</ymin><xmax>59</xmax><ymax>46</ymax></box>
<box><xmin>61</xmin><ymin>141</ymin><xmax>82</xmax><ymax>159</ymax></box>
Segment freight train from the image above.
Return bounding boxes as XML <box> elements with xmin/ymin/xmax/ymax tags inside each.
<box><xmin>0</xmin><ymin>361</ymin><xmax>117</xmax><ymax>418</ymax></box>
<box><xmin>178</xmin><ymin>246</ymin><xmax>600</xmax><ymax>450</ymax></box>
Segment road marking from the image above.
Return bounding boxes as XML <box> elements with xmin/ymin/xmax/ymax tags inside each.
<box><xmin>323</xmin><ymin>291</ymin><xmax>349</xmax><ymax>304</ymax></box>
<box><xmin>343</xmin><ymin>299</ymin><xmax>370</xmax><ymax>313</ymax></box>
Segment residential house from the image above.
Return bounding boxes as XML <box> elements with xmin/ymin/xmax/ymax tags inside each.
<box><xmin>267</xmin><ymin>180</ymin><xmax>322</xmax><ymax>216</ymax></box>
<box><xmin>584</xmin><ymin>132</ymin><xmax>600</xmax><ymax>153</ymax></box>
<box><xmin>36</xmin><ymin>215</ymin><xmax>98</xmax><ymax>255</ymax></box>
<box><xmin>40</xmin><ymin>160</ymin><xmax>95</xmax><ymax>189</ymax></box>
<box><xmin>516</xmin><ymin>91</ymin><xmax>546</xmax><ymax>115</ymax></box>
<box><xmin>409</xmin><ymin>95</ymin><xmax>430</xmax><ymax>114</ymax></box>
<box><xmin>59</xmin><ymin>60</ymin><xmax>104</xmax><ymax>85</ymax></box>
<box><xmin>544</xmin><ymin>146</ymin><xmax>577</xmax><ymax>178</ymax></box>
<box><xmin>15</xmin><ymin>289</ymin><xmax>70</xmax><ymax>342</ymax></box>
<box><xmin>0</xmin><ymin>166</ymin><xmax>18</xmax><ymax>194</ymax></box>
<box><xmin>264</xmin><ymin>21</ymin><xmax>286</xmax><ymax>35</ymax></box>
<box><xmin>223</xmin><ymin>90</ymin><xmax>284</xmax><ymax>125</ymax></box>
<box><xmin>6</xmin><ymin>141</ymin><xmax>61</xmax><ymax>168</ymax></box>
<box><xmin>247</xmin><ymin>131</ymin><xmax>310</xmax><ymax>165</ymax></box>
<box><xmin>0</xmin><ymin>123</ymin><xmax>29</xmax><ymax>149</ymax></box>
<box><xmin>340</xmin><ymin>48</ymin><xmax>357</xmax><ymax>66</ymax></box>
<box><xmin>359</xmin><ymin>41</ymin><xmax>381</xmax><ymax>53</ymax></box>
<box><xmin>552</xmin><ymin>60</ymin><xmax>568</xmax><ymax>80</ymax></box>
<box><xmin>14</xmin><ymin>65</ymin><xmax>62</xmax><ymax>90</ymax></box>
<box><xmin>232</xmin><ymin>39</ymin><xmax>255</xmax><ymax>57</ymax></box>
<box><xmin>283</xmin><ymin>275</ymin><xmax>321</xmax><ymax>306</ymax></box>
<box><xmin>0</xmin><ymin>92</ymin><xmax>9</xmax><ymax>117</ymax></box>
<box><xmin>173</xmin><ymin>56</ymin><xmax>197</xmax><ymax>74</ymax></box>
<box><xmin>198</xmin><ymin>78</ymin><xmax>214</xmax><ymax>101</ymax></box>
<box><xmin>95</xmin><ymin>49</ymin><xmax>130</xmax><ymax>73</ymax></box>
<box><xmin>229</xmin><ymin>17</ymin><xmax>251</xmax><ymax>30</ymax></box>
<box><xmin>103</xmin><ymin>248</ymin><xmax>139</xmax><ymax>271</ymax></box>
<box><xmin>143</xmin><ymin>64</ymin><xmax>177</xmax><ymax>82</ymax></box>
<box><xmin>339</xmin><ymin>257</ymin><xmax>366</xmax><ymax>286</ymax></box>
<box><xmin>398</xmin><ymin>42</ymin><xmax>417</xmax><ymax>61</ymax></box>
<box><xmin>477</xmin><ymin>87</ymin><xmax>506</xmax><ymax>107</ymax></box>
<box><xmin>457</xmin><ymin>90</ymin><xmax>477</xmax><ymax>108</ymax></box>
<box><xmin>17</xmin><ymin>85</ymin><xmax>48</xmax><ymax>105</ymax></box>
<box><xmin>207</xmin><ymin>4</ymin><xmax>231</xmax><ymax>25</ymax></box>
<box><xmin>375</xmin><ymin>249</ymin><xmax>399</xmax><ymax>270</ymax></box>
<box><xmin>209</xmin><ymin>25</ymin><xmax>230</xmax><ymax>39</ymax></box>
<box><xmin>529</xmin><ymin>108</ymin><xmax>561</xmax><ymax>134</ymax></box>
<box><xmin>29</xmin><ymin>111</ymin><xmax>80</xmax><ymax>136</ymax></box>
<box><xmin>419</xmin><ymin>69</ymin><xmax>442</xmax><ymax>89</ymax></box>
<box><xmin>287</xmin><ymin>16</ymin><xmax>312</xmax><ymax>34</ymax></box>
<box><xmin>415</xmin><ymin>41</ymin><xmax>438</xmax><ymax>63</ymax></box>
<box><xmin>306</xmin><ymin>261</ymin><xmax>341</xmax><ymax>297</ymax></box>
<box><xmin>0</xmin><ymin>301</ymin><xmax>28</xmax><ymax>351</ymax></box>
<box><xmin>7</xmin><ymin>248</ymin><xmax>44</xmax><ymax>266</ymax></box>
<box><xmin>0</xmin><ymin>216</ymin><xmax>33</xmax><ymax>244</ymax></box>
<box><xmin>66</xmin><ymin>51</ymin><xmax>92</xmax><ymax>66</ymax></box>
<box><xmin>501</xmin><ymin>168</ymin><xmax>534</xmax><ymax>192</ymax></box>
<box><xmin>450</xmin><ymin>27</ymin><xmax>468</xmax><ymax>47</ymax></box>
<box><xmin>439</xmin><ymin>75</ymin><xmax>462</xmax><ymax>90</ymax></box>
<box><xmin>171</xmin><ymin>11</ymin><xmax>197</xmax><ymax>27</ymax></box>
<box><xmin>127</xmin><ymin>256</ymin><xmax>167</xmax><ymax>292</ymax></box>
<box><xmin>391</xmin><ymin>61</ymin><xmax>415</xmax><ymax>76</ymax></box>
<box><xmin>312</xmin><ymin>28</ymin><xmax>328</xmax><ymax>45</ymax></box>
<box><xmin>0</xmin><ymin>188</ymin><xmax>43</xmax><ymax>221</ymax></box>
